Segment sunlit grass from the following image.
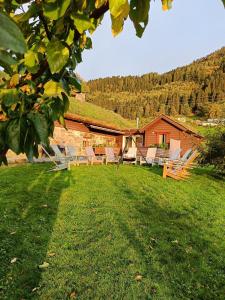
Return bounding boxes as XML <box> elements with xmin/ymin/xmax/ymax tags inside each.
<box><xmin>69</xmin><ymin>98</ymin><xmax>135</xmax><ymax>129</ymax></box>
<box><xmin>0</xmin><ymin>164</ymin><xmax>224</xmax><ymax>299</ymax></box>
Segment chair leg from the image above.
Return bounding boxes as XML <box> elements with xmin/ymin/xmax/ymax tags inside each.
<box><xmin>163</xmin><ymin>164</ymin><xmax>167</xmax><ymax>178</ymax></box>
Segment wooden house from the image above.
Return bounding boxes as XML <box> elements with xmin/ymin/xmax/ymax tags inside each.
<box><xmin>138</xmin><ymin>114</ymin><xmax>203</xmax><ymax>155</ymax></box>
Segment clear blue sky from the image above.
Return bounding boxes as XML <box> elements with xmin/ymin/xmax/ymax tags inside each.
<box><xmin>77</xmin><ymin>0</ymin><xmax>225</xmax><ymax>80</ymax></box>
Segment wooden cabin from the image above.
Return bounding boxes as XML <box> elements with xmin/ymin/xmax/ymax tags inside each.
<box><xmin>138</xmin><ymin>115</ymin><xmax>203</xmax><ymax>155</ymax></box>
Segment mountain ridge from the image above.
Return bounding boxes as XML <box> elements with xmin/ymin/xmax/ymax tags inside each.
<box><xmin>86</xmin><ymin>47</ymin><xmax>225</xmax><ymax>120</ymax></box>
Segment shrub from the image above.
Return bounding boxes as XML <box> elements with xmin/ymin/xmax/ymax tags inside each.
<box><xmin>201</xmin><ymin>127</ymin><xmax>225</xmax><ymax>176</ymax></box>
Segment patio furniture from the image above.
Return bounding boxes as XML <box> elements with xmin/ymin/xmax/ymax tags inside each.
<box><xmin>105</xmin><ymin>147</ymin><xmax>119</xmax><ymax>164</ymax></box>
<box><xmin>85</xmin><ymin>146</ymin><xmax>104</xmax><ymax>165</ymax></box>
<box><xmin>123</xmin><ymin>147</ymin><xmax>137</xmax><ymax>164</ymax></box>
<box><xmin>163</xmin><ymin>150</ymin><xmax>200</xmax><ymax>180</ymax></box>
<box><xmin>66</xmin><ymin>145</ymin><xmax>88</xmax><ymax>166</ymax></box>
<box><xmin>157</xmin><ymin>148</ymin><xmax>181</xmax><ymax>166</ymax></box>
<box><xmin>51</xmin><ymin>144</ymin><xmax>72</xmax><ymax>163</ymax></box>
<box><xmin>38</xmin><ymin>145</ymin><xmax>70</xmax><ymax>171</ymax></box>
<box><xmin>163</xmin><ymin>148</ymin><xmax>193</xmax><ymax>165</ymax></box>
<box><xmin>140</xmin><ymin>147</ymin><xmax>157</xmax><ymax>166</ymax></box>
<box><xmin>180</xmin><ymin>148</ymin><xmax>192</xmax><ymax>162</ymax></box>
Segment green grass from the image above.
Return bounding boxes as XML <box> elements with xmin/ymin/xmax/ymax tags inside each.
<box><xmin>69</xmin><ymin>98</ymin><xmax>135</xmax><ymax>129</ymax></box>
<box><xmin>0</xmin><ymin>164</ymin><xmax>224</xmax><ymax>299</ymax></box>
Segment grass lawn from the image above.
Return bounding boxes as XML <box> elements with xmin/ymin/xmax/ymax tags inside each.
<box><xmin>69</xmin><ymin>99</ymin><xmax>135</xmax><ymax>129</ymax></box>
<box><xmin>0</xmin><ymin>164</ymin><xmax>224</xmax><ymax>299</ymax></box>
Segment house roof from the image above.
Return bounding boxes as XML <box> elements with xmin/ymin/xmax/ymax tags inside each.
<box><xmin>64</xmin><ymin>113</ymin><xmax>125</xmax><ymax>134</ymax></box>
<box><xmin>140</xmin><ymin>114</ymin><xmax>203</xmax><ymax>138</ymax></box>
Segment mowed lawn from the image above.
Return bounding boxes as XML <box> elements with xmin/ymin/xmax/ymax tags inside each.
<box><xmin>0</xmin><ymin>164</ymin><xmax>224</xmax><ymax>300</ymax></box>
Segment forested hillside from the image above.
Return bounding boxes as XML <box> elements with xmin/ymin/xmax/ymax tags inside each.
<box><xmin>87</xmin><ymin>47</ymin><xmax>225</xmax><ymax>120</ymax></box>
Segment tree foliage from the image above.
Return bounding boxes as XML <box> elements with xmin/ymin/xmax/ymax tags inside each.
<box><xmin>0</xmin><ymin>0</ymin><xmax>170</xmax><ymax>164</ymax></box>
<box><xmin>87</xmin><ymin>48</ymin><xmax>225</xmax><ymax>119</ymax></box>
<box><xmin>0</xmin><ymin>0</ymin><xmax>224</xmax><ymax>165</ymax></box>
<box><xmin>200</xmin><ymin>127</ymin><xmax>225</xmax><ymax>176</ymax></box>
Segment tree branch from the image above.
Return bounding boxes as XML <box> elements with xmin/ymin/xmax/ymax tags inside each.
<box><xmin>39</xmin><ymin>11</ymin><xmax>52</xmax><ymax>40</ymax></box>
<box><xmin>90</xmin><ymin>1</ymin><xmax>109</xmax><ymax>19</ymax></box>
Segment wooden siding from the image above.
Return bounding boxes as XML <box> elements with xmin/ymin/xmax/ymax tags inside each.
<box><xmin>144</xmin><ymin>119</ymin><xmax>201</xmax><ymax>155</ymax></box>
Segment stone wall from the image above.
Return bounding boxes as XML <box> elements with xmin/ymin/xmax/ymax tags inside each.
<box><xmin>52</xmin><ymin>126</ymin><xmax>119</xmax><ymax>155</ymax></box>
<box><xmin>6</xmin><ymin>125</ymin><xmax>121</xmax><ymax>162</ymax></box>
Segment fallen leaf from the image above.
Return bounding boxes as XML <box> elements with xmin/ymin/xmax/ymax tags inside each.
<box><xmin>38</xmin><ymin>262</ymin><xmax>49</xmax><ymax>269</ymax></box>
<box><xmin>41</xmin><ymin>204</ymin><xmax>48</xmax><ymax>208</ymax></box>
<box><xmin>10</xmin><ymin>231</ymin><xmax>16</xmax><ymax>235</ymax></box>
<box><xmin>10</xmin><ymin>257</ymin><xmax>17</xmax><ymax>264</ymax></box>
<box><xmin>171</xmin><ymin>240</ymin><xmax>179</xmax><ymax>244</ymax></box>
<box><xmin>135</xmin><ymin>274</ymin><xmax>142</xmax><ymax>281</ymax></box>
<box><xmin>32</xmin><ymin>287</ymin><xmax>39</xmax><ymax>292</ymax></box>
<box><xmin>70</xmin><ymin>291</ymin><xmax>77</xmax><ymax>299</ymax></box>
<box><xmin>47</xmin><ymin>252</ymin><xmax>56</xmax><ymax>257</ymax></box>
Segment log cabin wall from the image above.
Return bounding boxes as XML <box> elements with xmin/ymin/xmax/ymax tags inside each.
<box><xmin>143</xmin><ymin>118</ymin><xmax>202</xmax><ymax>155</ymax></box>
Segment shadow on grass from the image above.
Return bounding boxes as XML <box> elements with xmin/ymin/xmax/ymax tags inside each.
<box><xmin>0</xmin><ymin>164</ymin><xmax>70</xmax><ymax>300</ymax></box>
<box><xmin>110</xmin><ymin>172</ymin><xmax>225</xmax><ymax>299</ymax></box>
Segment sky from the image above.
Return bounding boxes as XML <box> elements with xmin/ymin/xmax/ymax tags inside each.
<box><xmin>77</xmin><ymin>0</ymin><xmax>225</xmax><ymax>81</ymax></box>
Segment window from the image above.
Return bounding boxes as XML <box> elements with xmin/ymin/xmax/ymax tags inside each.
<box><xmin>158</xmin><ymin>134</ymin><xmax>166</xmax><ymax>145</ymax></box>
<box><xmin>125</xmin><ymin>136</ymin><xmax>133</xmax><ymax>150</ymax></box>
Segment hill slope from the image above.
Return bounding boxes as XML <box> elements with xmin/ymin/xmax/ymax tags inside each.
<box><xmin>87</xmin><ymin>47</ymin><xmax>225</xmax><ymax>120</ymax></box>
<box><xmin>68</xmin><ymin>98</ymin><xmax>135</xmax><ymax>129</ymax></box>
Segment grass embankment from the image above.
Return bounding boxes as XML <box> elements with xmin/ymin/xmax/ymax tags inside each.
<box><xmin>69</xmin><ymin>99</ymin><xmax>135</xmax><ymax>129</ymax></box>
<box><xmin>0</xmin><ymin>164</ymin><xmax>224</xmax><ymax>299</ymax></box>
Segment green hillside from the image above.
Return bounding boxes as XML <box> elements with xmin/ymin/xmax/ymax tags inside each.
<box><xmin>68</xmin><ymin>98</ymin><xmax>135</xmax><ymax>129</ymax></box>
<box><xmin>87</xmin><ymin>47</ymin><xmax>225</xmax><ymax>120</ymax></box>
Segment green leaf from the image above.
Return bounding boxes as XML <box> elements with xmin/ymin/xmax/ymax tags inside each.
<box><xmin>111</xmin><ymin>15</ymin><xmax>124</xmax><ymax>37</ymax></box>
<box><xmin>43</xmin><ymin>0</ymin><xmax>71</xmax><ymax>20</ymax></box>
<box><xmin>85</xmin><ymin>37</ymin><xmax>92</xmax><ymax>49</ymax></box>
<box><xmin>66</xmin><ymin>29</ymin><xmax>74</xmax><ymax>45</ymax></box>
<box><xmin>67</xmin><ymin>76</ymin><xmax>81</xmax><ymax>92</ymax></box>
<box><xmin>130</xmin><ymin>0</ymin><xmax>150</xmax><ymax>38</ymax></box>
<box><xmin>46</xmin><ymin>40</ymin><xmax>69</xmax><ymax>74</ymax></box>
<box><xmin>62</xmin><ymin>92</ymin><xmax>69</xmax><ymax>112</ymax></box>
<box><xmin>109</xmin><ymin>0</ymin><xmax>129</xmax><ymax>36</ymax></box>
<box><xmin>24</xmin><ymin>50</ymin><xmax>39</xmax><ymax>73</ymax></box>
<box><xmin>13</xmin><ymin>2</ymin><xmax>39</xmax><ymax>23</ymax></box>
<box><xmin>59</xmin><ymin>114</ymin><xmax>66</xmax><ymax>127</ymax></box>
<box><xmin>71</xmin><ymin>14</ymin><xmax>95</xmax><ymax>34</ymax></box>
<box><xmin>6</xmin><ymin>118</ymin><xmax>26</xmax><ymax>154</ymax></box>
<box><xmin>0</xmin><ymin>119</ymin><xmax>8</xmax><ymax>165</ymax></box>
<box><xmin>0</xmin><ymin>12</ymin><xmax>26</xmax><ymax>54</ymax></box>
<box><xmin>43</xmin><ymin>80</ymin><xmax>64</xmax><ymax>97</ymax></box>
<box><xmin>0</xmin><ymin>50</ymin><xmax>17</xmax><ymax>67</ymax></box>
<box><xmin>109</xmin><ymin>0</ymin><xmax>130</xmax><ymax>18</ymax></box>
<box><xmin>27</xmin><ymin>112</ymin><xmax>49</xmax><ymax>146</ymax></box>
<box><xmin>0</xmin><ymin>88</ymin><xmax>19</xmax><ymax>106</ymax></box>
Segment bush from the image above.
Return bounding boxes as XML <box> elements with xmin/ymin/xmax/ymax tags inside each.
<box><xmin>201</xmin><ymin>127</ymin><xmax>225</xmax><ymax>176</ymax></box>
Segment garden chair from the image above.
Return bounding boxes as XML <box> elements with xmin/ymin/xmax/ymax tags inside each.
<box><xmin>164</xmin><ymin>148</ymin><xmax>193</xmax><ymax>165</ymax></box>
<box><xmin>140</xmin><ymin>147</ymin><xmax>157</xmax><ymax>166</ymax></box>
<box><xmin>85</xmin><ymin>146</ymin><xmax>104</xmax><ymax>165</ymax></box>
<box><xmin>157</xmin><ymin>148</ymin><xmax>181</xmax><ymax>166</ymax></box>
<box><xmin>105</xmin><ymin>147</ymin><xmax>119</xmax><ymax>164</ymax></box>
<box><xmin>123</xmin><ymin>147</ymin><xmax>137</xmax><ymax>164</ymax></box>
<box><xmin>38</xmin><ymin>145</ymin><xmax>70</xmax><ymax>171</ymax></box>
<box><xmin>180</xmin><ymin>148</ymin><xmax>192</xmax><ymax>162</ymax></box>
<box><xmin>163</xmin><ymin>150</ymin><xmax>200</xmax><ymax>180</ymax></box>
<box><xmin>66</xmin><ymin>145</ymin><xmax>88</xmax><ymax>166</ymax></box>
<box><xmin>51</xmin><ymin>144</ymin><xmax>72</xmax><ymax>163</ymax></box>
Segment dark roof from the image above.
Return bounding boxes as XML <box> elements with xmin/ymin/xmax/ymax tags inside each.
<box><xmin>140</xmin><ymin>114</ymin><xmax>203</xmax><ymax>138</ymax></box>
